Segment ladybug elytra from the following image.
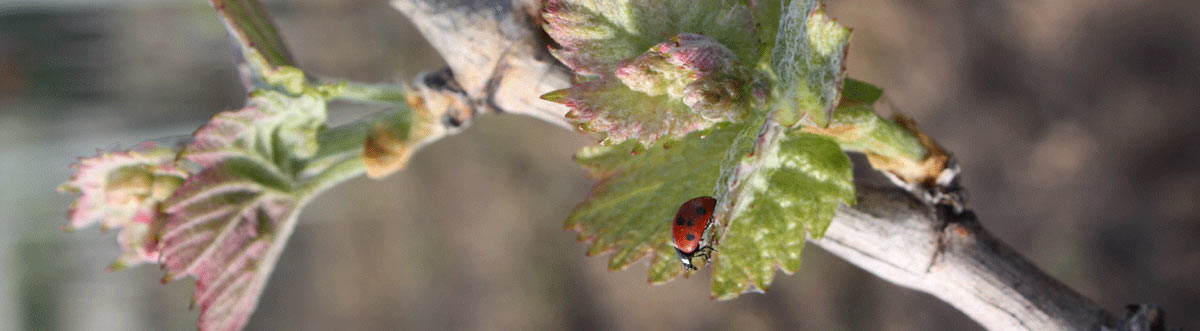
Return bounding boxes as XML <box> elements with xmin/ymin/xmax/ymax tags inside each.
<box><xmin>671</xmin><ymin>196</ymin><xmax>717</xmax><ymax>270</ymax></box>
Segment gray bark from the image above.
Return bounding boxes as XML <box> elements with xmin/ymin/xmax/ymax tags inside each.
<box><xmin>390</xmin><ymin>1</ymin><xmax>1170</xmax><ymax>330</ymax></box>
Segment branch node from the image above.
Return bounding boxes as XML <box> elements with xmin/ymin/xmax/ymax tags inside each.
<box><xmin>874</xmin><ymin>113</ymin><xmax>968</xmax><ymax>214</ymax></box>
<box><xmin>412</xmin><ymin>67</ymin><xmax>473</xmax><ymax>130</ymax></box>
<box><xmin>926</xmin><ymin>207</ymin><xmax>978</xmax><ymax>273</ymax></box>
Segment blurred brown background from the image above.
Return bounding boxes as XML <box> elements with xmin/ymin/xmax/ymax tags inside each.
<box><xmin>2</xmin><ymin>0</ymin><xmax>1198</xmax><ymax>330</ymax></box>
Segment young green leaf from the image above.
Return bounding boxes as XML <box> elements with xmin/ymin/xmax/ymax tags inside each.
<box><xmin>213</xmin><ymin>0</ymin><xmax>292</xmax><ymax>67</ymax></box>
<box><xmin>542</xmin><ymin>0</ymin><xmax>766</xmax><ymax>146</ymax></box>
<box><xmin>768</xmin><ymin>0</ymin><xmax>851</xmax><ymax>127</ymax></box>
<box><xmin>211</xmin><ymin>0</ymin><xmax>300</xmax><ymax>92</ymax></box>
<box><xmin>59</xmin><ymin>0</ymin><xmax>433</xmax><ymax>329</ymax></box>
<box><xmin>839</xmin><ymin>77</ymin><xmax>883</xmax><ymax>105</ymax></box>
<box><xmin>159</xmin><ymin>88</ymin><xmax>331</xmax><ymax>331</ymax></box>
<box><xmin>542</xmin><ymin>0</ymin><xmax>759</xmax><ymax>75</ymax></box>
<box><xmin>750</xmin><ymin>0</ymin><xmax>783</xmax><ymax>67</ymax></box>
<box><xmin>159</xmin><ymin>164</ymin><xmax>300</xmax><ymax>331</ymax></box>
<box><xmin>569</xmin><ymin>116</ymin><xmax>854</xmax><ymax>296</ymax></box>
<box><xmin>570</xmin><ymin>122</ymin><xmax>745</xmax><ymax>281</ymax></box>
<box><xmin>58</xmin><ymin>142</ymin><xmax>188</xmax><ymax>270</ymax></box>
<box><xmin>710</xmin><ymin>125</ymin><xmax>854</xmax><ymax>299</ymax></box>
<box><xmin>548</xmin><ymin>76</ymin><xmax>740</xmax><ymax>147</ymax></box>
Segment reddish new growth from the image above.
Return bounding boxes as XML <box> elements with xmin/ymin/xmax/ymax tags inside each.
<box><xmin>544</xmin><ymin>33</ymin><xmax>764</xmax><ymax>146</ymax></box>
<box><xmin>540</xmin><ymin>0</ymin><xmax>766</xmax><ymax>147</ymax></box>
<box><xmin>58</xmin><ymin>142</ymin><xmax>188</xmax><ymax>270</ymax></box>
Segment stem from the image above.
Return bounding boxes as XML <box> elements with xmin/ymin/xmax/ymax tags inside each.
<box><xmin>804</xmin><ymin>101</ymin><xmax>950</xmax><ymax>188</ymax></box>
<box><xmin>297</xmin><ymin>114</ymin><xmax>376</xmax><ymax>196</ymax></box>
<box><xmin>814</xmin><ymin>187</ymin><xmax>1115</xmax><ymax>330</ymax></box>
<box><xmin>332</xmin><ymin>81</ymin><xmax>410</xmax><ymax>105</ymax></box>
<box><xmin>813</xmin><ymin>103</ymin><xmax>929</xmax><ymax>162</ymax></box>
<box><xmin>297</xmin><ymin>98</ymin><xmax>444</xmax><ymax>196</ymax></box>
<box><xmin>304</xmin><ymin>119</ymin><xmax>369</xmax><ymax>173</ymax></box>
<box><xmin>299</xmin><ymin>154</ymin><xmax>365</xmax><ymax>197</ymax></box>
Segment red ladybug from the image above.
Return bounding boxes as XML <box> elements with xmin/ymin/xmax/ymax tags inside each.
<box><xmin>671</xmin><ymin>196</ymin><xmax>717</xmax><ymax>270</ymax></box>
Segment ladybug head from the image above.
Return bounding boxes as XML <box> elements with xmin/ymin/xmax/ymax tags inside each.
<box><xmin>675</xmin><ymin>245</ymin><xmax>716</xmax><ymax>271</ymax></box>
<box><xmin>675</xmin><ymin>247</ymin><xmax>698</xmax><ymax>270</ymax></box>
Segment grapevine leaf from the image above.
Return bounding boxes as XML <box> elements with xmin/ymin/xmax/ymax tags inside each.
<box><xmin>183</xmin><ymin>90</ymin><xmax>328</xmax><ymax>170</ymax></box>
<box><xmin>542</xmin><ymin>0</ymin><xmax>759</xmax><ymax>75</ymax></box>
<box><xmin>210</xmin><ymin>0</ymin><xmax>302</xmax><ymax>92</ymax></box>
<box><xmin>752</xmin><ymin>0</ymin><xmax>783</xmax><ymax>65</ymax></box>
<box><xmin>570</xmin><ymin>122</ymin><xmax>751</xmax><ymax>282</ymax></box>
<box><xmin>160</xmin><ymin>166</ymin><xmax>298</xmax><ymax>331</ymax></box>
<box><xmin>159</xmin><ymin>88</ymin><xmax>330</xmax><ymax>331</ymax></box>
<box><xmin>213</xmin><ymin>0</ymin><xmax>292</xmax><ymax>67</ymax></box>
<box><xmin>542</xmin><ymin>0</ymin><xmax>766</xmax><ymax>146</ymax></box>
<box><xmin>569</xmin><ymin>116</ymin><xmax>855</xmax><ymax>295</ymax></box>
<box><xmin>839</xmin><ymin>77</ymin><xmax>883</xmax><ymax>105</ymax></box>
<box><xmin>710</xmin><ymin>126</ymin><xmax>854</xmax><ymax>299</ymax></box>
<box><xmin>58</xmin><ymin>142</ymin><xmax>188</xmax><ymax>270</ymax></box>
<box><xmin>546</xmin><ymin>77</ymin><xmax>715</xmax><ymax>146</ymax></box>
<box><xmin>769</xmin><ymin>0</ymin><xmax>850</xmax><ymax>127</ymax></box>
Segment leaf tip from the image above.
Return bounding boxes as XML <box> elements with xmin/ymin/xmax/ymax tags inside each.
<box><xmin>540</xmin><ymin>89</ymin><xmax>569</xmax><ymax>103</ymax></box>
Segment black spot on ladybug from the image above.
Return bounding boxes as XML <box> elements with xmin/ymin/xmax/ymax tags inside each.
<box><xmin>686</xmin><ymin>234</ymin><xmax>696</xmax><ymax>241</ymax></box>
<box><xmin>696</xmin><ymin>206</ymin><xmax>706</xmax><ymax>215</ymax></box>
<box><xmin>686</xmin><ymin>219</ymin><xmax>694</xmax><ymax>227</ymax></box>
<box><xmin>675</xmin><ymin>217</ymin><xmax>685</xmax><ymax>226</ymax></box>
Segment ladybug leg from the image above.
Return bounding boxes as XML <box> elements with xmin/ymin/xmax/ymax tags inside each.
<box><xmin>695</xmin><ymin>245</ymin><xmax>716</xmax><ymax>261</ymax></box>
<box><xmin>676</xmin><ymin>247</ymin><xmax>698</xmax><ymax>270</ymax></box>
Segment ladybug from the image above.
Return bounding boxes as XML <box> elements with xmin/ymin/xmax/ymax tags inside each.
<box><xmin>671</xmin><ymin>196</ymin><xmax>717</xmax><ymax>270</ymax></box>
